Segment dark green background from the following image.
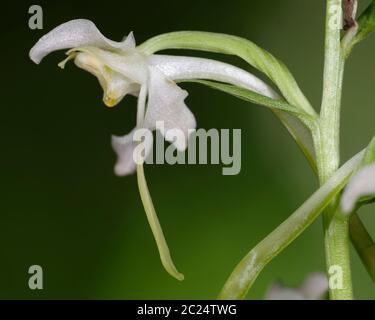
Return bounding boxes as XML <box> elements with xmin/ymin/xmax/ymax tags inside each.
<box><xmin>1</xmin><ymin>0</ymin><xmax>375</xmax><ymax>299</ymax></box>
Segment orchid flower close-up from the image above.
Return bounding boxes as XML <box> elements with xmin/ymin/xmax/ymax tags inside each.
<box><xmin>29</xmin><ymin>19</ymin><xmax>283</xmax><ymax>281</ymax></box>
<box><xmin>14</xmin><ymin>0</ymin><xmax>375</xmax><ymax>302</ymax></box>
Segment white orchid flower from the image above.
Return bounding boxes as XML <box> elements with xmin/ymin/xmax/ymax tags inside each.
<box><xmin>265</xmin><ymin>272</ymin><xmax>328</xmax><ymax>300</ymax></box>
<box><xmin>30</xmin><ymin>19</ymin><xmax>279</xmax><ymax>281</ymax></box>
<box><xmin>341</xmin><ymin>163</ymin><xmax>375</xmax><ymax>214</ymax></box>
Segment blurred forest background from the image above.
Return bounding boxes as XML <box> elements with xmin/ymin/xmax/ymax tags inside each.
<box><xmin>1</xmin><ymin>0</ymin><xmax>375</xmax><ymax>299</ymax></box>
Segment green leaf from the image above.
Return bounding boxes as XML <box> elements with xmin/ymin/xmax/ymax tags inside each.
<box><xmin>344</xmin><ymin>2</ymin><xmax>375</xmax><ymax>56</ymax></box>
<box><xmin>354</xmin><ymin>2</ymin><xmax>375</xmax><ymax>43</ymax></box>
<box><xmin>361</xmin><ymin>136</ymin><xmax>375</xmax><ymax>166</ymax></box>
<box><xmin>183</xmin><ymin>80</ymin><xmax>307</xmax><ymax>118</ymax></box>
<box><xmin>218</xmin><ymin>150</ymin><xmax>364</xmax><ymax>300</ymax></box>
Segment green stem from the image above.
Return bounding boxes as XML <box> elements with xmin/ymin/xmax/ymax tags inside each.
<box><xmin>350</xmin><ymin>213</ymin><xmax>375</xmax><ymax>284</ymax></box>
<box><xmin>316</xmin><ymin>0</ymin><xmax>353</xmax><ymax>299</ymax></box>
<box><xmin>318</xmin><ymin>0</ymin><xmax>343</xmax><ymax>183</ymax></box>
<box><xmin>322</xmin><ymin>203</ymin><xmax>353</xmax><ymax>299</ymax></box>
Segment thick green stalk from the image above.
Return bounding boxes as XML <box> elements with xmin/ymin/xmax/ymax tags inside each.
<box><xmin>316</xmin><ymin>0</ymin><xmax>353</xmax><ymax>299</ymax></box>
<box><xmin>318</xmin><ymin>0</ymin><xmax>343</xmax><ymax>183</ymax></box>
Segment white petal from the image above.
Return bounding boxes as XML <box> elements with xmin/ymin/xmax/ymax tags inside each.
<box><xmin>111</xmin><ymin>129</ymin><xmax>153</xmax><ymax>176</ymax></box>
<box><xmin>144</xmin><ymin>66</ymin><xmax>196</xmax><ymax>151</ymax></box>
<box><xmin>299</xmin><ymin>272</ymin><xmax>328</xmax><ymax>300</ymax></box>
<box><xmin>73</xmin><ymin>51</ymin><xmax>140</xmax><ymax>107</ymax></box>
<box><xmin>104</xmin><ymin>75</ymin><xmax>140</xmax><ymax>107</ymax></box>
<box><xmin>149</xmin><ymin>55</ymin><xmax>279</xmax><ymax>99</ymax></box>
<box><xmin>81</xmin><ymin>48</ymin><xmax>149</xmax><ymax>85</ymax></box>
<box><xmin>30</xmin><ymin>19</ymin><xmax>135</xmax><ymax>64</ymax></box>
<box><xmin>122</xmin><ymin>31</ymin><xmax>136</xmax><ymax>48</ymax></box>
<box><xmin>341</xmin><ymin>163</ymin><xmax>375</xmax><ymax>214</ymax></box>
